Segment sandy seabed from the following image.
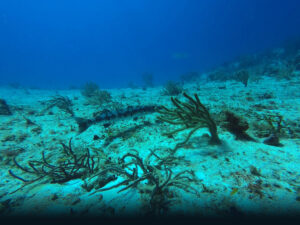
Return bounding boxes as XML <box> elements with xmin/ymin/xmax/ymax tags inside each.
<box><xmin>0</xmin><ymin>76</ymin><xmax>299</xmax><ymax>219</ymax></box>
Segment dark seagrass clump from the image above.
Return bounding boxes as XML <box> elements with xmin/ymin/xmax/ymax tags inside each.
<box><xmin>142</xmin><ymin>72</ymin><xmax>154</xmax><ymax>88</ymax></box>
<box><xmin>157</xmin><ymin>92</ymin><xmax>221</xmax><ymax>151</ymax></box>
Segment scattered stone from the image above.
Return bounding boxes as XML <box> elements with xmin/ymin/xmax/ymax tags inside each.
<box><xmin>250</xmin><ymin>165</ymin><xmax>261</xmax><ymax>176</ymax></box>
<box><xmin>50</xmin><ymin>194</ymin><xmax>59</xmax><ymax>201</ymax></box>
<box><xmin>263</xmin><ymin>134</ymin><xmax>283</xmax><ymax>147</ymax></box>
<box><xmin>0</xmin><ymin>99</ymin><xmax>12</xmax><ymax>115</ymax></box>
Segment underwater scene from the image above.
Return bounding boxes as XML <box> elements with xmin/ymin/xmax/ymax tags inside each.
<box><xmin>0</xmin><ymin>0</ymin><xmax>300</xmax><ymax>221</ymax></box>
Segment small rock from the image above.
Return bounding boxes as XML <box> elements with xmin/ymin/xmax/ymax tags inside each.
<box><xmin>50</xmin><ymin>194</ymin><xmax>59</xmax><ymax>201</ymax></box>
<box><xmin>0</xmin><ymin>99</ymin><xmax>12</xmax><ymax>115</ymax></box>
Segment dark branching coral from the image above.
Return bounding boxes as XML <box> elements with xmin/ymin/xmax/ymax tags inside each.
<box><xmin>8</xmin><ymin>137</ymin><xmax>199</xmax><ymax>215</ymax></box>
<box><xmin>208</xmin><ymin>69</ymin><xmax>228</xmax><ymax>81</ymax></box>
<box><xmin>224</xmin><ymin>111</ymin><xmax>255</xmax><ymax>141</ymax></box>
<box><xmin>180</xmin><ymin>72</ymin><xmax>199</xmax><ymax>82</ymax></box>
<box><xmin>8</xmin><ymin>138</ymin><xmax>99</xmax><ymax>193</ymax></box>
<box><xmin>157</xmin><ymin>92</ymin><xmax>221</xmax><ymax>150</ymax></box>
<box><xmin>81</xmin><ymin>82</ymin><xmax>100</xmax><ymax>98</ymax></box>
<box><xmin>142</xmin><ymin>72</ymin><xmax>154</xmax><ymax>88</ymax></box>
<box><xmin>294</xmin><ymin>51</ymin><xmax>300</xmax><ymax>70</ymax></box>
<box><xmin>234</xmin><ymin>70</ymin><xmax>249</xmax><ymax>87</ymax></box>
<box><xmin>127</xmin><ymin>81</ymin><xmax>138</xmax><ymax>89</ymax></box>
<box><xmin>0</xmin><ymin>99</ymin><xmax>12</xmax><ymax>115</ymax></box>
<box><xmin>263</xmin><ymin>61</ymin><xmax>295</xmax><ymax>80</ymax></box>
<box><xmin>162</xmin><ymin>81</ymin><xmax>183</xmax><ymax>96</ymax></box>
<box><xmin>88</xmin><ymin>150</ymin><xmax>199</xmax><ymax>216</ymax></box>
<box><xmin>41</xmin><ymin>95</ymin><xmax>74</xmax><ymax>116</ymax></box>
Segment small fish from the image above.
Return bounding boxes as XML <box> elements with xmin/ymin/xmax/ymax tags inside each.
<box><xmin>230</xmin><ymin>188</ymin><xmax>238</xmax><ymax>196</ymax></box>
<box><xmin>103</xmin><ymin>122</ymin><xmax>111</xmax><ymax>128</ymax></box>
<box><xmin>172</xmin><ymin>52</ymin><xmax>189</xmax><ymax>59</ymax></box>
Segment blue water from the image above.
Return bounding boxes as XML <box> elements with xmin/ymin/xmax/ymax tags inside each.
<box><xmin>0</xmin><ymin>0</ymin><xmax>299</xmax><ymax>88</ymax></box>
<box><xmin>1</xmin><ymin>1</ymin><xmax>300</xmax><ymax>220</ymax></box>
